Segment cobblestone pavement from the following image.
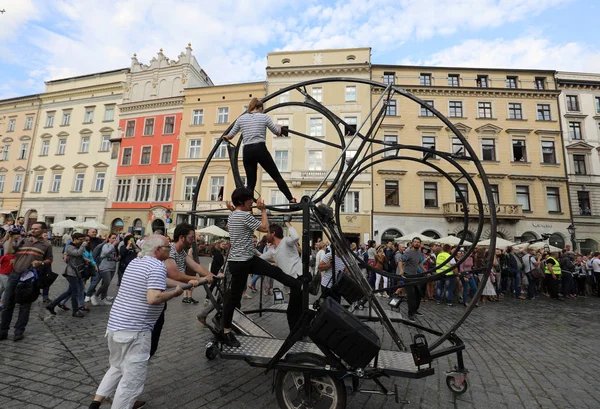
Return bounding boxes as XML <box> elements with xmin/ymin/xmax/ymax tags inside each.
<box><xmin>1</xmin><ymin>246</ymin><xmax>599</xmax><ymax>408</ymax></box>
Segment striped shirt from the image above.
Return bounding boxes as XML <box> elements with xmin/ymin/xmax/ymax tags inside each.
<box><xmin>169</xmin><ymin>243</ymin><xmax>187</xmax><ymax>274</ymax></box>
<box><xmin>107</xmin><ymin>256</ymin><xmax>167</xmax><ymax>332</ymax></box>
<box><xmin>229</xmin><ymin>113</ymin><xmax>279</xmax><ymax>146</ymax></box>
<box><xmin>320</xmin><ymin>252</ymin><xmax>347</xmax><ymax>288</ymax></box>
<box><xmin>228</xmin><ymin>210</ymin><xmax>261</xmax><ymax>261</ymax></box>
<box><xmin>13</xmin><ymin>237</ymin><xmax>53</xmax><ymax>273</ymax></box>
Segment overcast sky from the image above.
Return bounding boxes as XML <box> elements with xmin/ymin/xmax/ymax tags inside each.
<box><xmin>1</xmin><ymin>0</ymin><xmax>599</xmax><ymax>99</ymax></box>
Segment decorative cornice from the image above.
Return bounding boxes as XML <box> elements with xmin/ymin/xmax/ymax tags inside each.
<box><xmin>119</xmin><ymin>97</ymin><xmax>184</xmax><ymax>113</ymax></box>
<box><xmin>563</xmin><ymin>113</ymin><xmax>587</xmax><ymax>119</ymax></box>
<box><xmin>505</xmin><ymin>128</ymin><xmax>533</xmax><ymax>134</ymax></box>
<box><xmin>13</xmin><ymin>166</ymin><xmax>26</xmax><ymax>172</ymax></box>
<box><xmin>2</xmin><ymin>137</ymin><xmax>14</xmax><ymax>143</ymax></box>
<box><xmin>475</xmin><ymin>123</ymin><xmax>503</xmax><ymax>134</ymax></box>
<box><xmin>0</xmin><ymin>167</ymin><xmax>7</xmax><ymax>172</ymax></box>
<box><xmin>267</xmin><ymin>65</ymin><xmax>370</xmax><ymax>77</ymax></box>
<box><xmin>32</xmin><ymin>165</ymin><xmax>46</xmax><ymax>171</ymax></box>
<box><xmin>376</xmin><ymin>86</ymin><xmax>560</xmax><ymax>100</ymax></box>
<box><xmin>79</xmin><ymin>128</ymin><xmax>93</xmax><ymax>135</ymax></box>
<box><xmin>73</xmin><ymin>162</ymin><xmax>88</xmax><ymax>169</ymax></box>
<box><xmin>448</xmin><ymin>172</ymin><xmax>476</xmax><ymax>178</ymax></box>
<box><xmin>565</xmin><ymin>141</ymin><xmax>594</xmax><ymax>151</ymax></box>
<box><xmin>480</xmin><ymin>173</ymin><xmax>507</xmax><ymax>179</ymax></box>
<box><xmin>534</xmin><ymin>129</ymin><xmax>561</xmax><ymax>136</ymax></box>
<box><xmin>41</xmin><ymin>83</ymin><xmax>124</xmax><ymax>101</ymax></box>
<box><xmin>538</xmin><ymin>175</ymin><xmax>568</xmax><ymax>182</ymax></box>
<box><xmin>377</xmin><ymin>169</ymin><xmax>407</xmax><ymax>175</ymax></box>
<box><xmin>50</xmin><ymin>164</ymin><xmax>65</xmax><ymax>171</ymax></box>
<box><xmin>416</xmin><ymin>124</ymin><xmax>443</xmax><ymax>131</ymax></box>
<box><xmin>39</xmin><ymin>133</ymin><xmax>52</xmax><ymax>139</ymax></box>
<box><xmin>19</xmin><ymin>135</ymin><xmax>32</xmax><ymax>141</ymax></box>
<box><xmin>99</xmin><ymin>126</ymin><xmax>115</xmax><ymax>133</ymax></box>
<box><xmin>416</xmin><ymin>171</ymin><xmax>443</xmax><ymax>177</ymax></box>
<box><xmin>56</xmin><ymin>131</ymin><xmax>69</xmax><ymax>137</ymax></box>
<box><xmin>508</xmin><ymin>174</ymin><xmax>537</xmax><ymax>181</ymax></box>
<box><xmin>93</xmin><ymin>161</ymin><xmax>109</xmax><ymax>168</ymax></box>
<box><xmin>380</xmin><ymin>124</ymin><xmax>405</xmax><ymax>130</ymax></box>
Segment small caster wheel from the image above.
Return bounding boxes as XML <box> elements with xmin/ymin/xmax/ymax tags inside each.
<box><xmin>446</xmin><ymin>374</ymin><xmax>468</xmax><ymax>395</ymax></box>
<box><xmin>205</xmin><ymin>343</ymin><xmax>218</xmax><ymax>360</ymax></box>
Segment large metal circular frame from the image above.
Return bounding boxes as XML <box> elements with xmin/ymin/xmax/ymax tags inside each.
<box><xmin>190</xmin><ymin>77</ymin><xmax>497</xmax><ymax>351</ymax></box>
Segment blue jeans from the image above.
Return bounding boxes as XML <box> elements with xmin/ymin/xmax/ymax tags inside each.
<box><xmin>251</xmin><ymin>274</ymin><xmax>261</xmax><ymax>287</ymax></box>
<box><xmin>51</xmin><ymin>276</ymin><xmax>83</xmax><ymax>311</ymax></box>
<box><xmin>511</xmin><ymin>271</ymin><xmax>522</xmax><ymax>297</ymax></box>
<box><xmin>86</xmin><ymin>271</ymin><xmax>101</xmax><ymax>297</ymax></box>
<box><xmin>526</xmin><ymin>273</ymin><xmax>537</xmax><ymax>299</ymax></box>
<box><xmin>436</xmin><ymin>276</ymin><xmax>454</xmax><ymax>303</ymax></box>
<box><xmin>0</xmin><ymin>271</ymin><xmax>33</xmax><ymax>336</ymax></box>
<box><xmin>462</xmin><ymin>276</ymin><xmax>478</xmax><ymax>303</ymax></box>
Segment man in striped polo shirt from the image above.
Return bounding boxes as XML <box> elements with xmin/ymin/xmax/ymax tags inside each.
<box><xmin>88</xmin><ymin>234</ymin><xmax>197</xmax><ymax>409</ymax></box>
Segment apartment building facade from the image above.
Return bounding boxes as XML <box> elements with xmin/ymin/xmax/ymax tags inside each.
<box><xmin>20</xmin><ymin>69</ymin><xmax>128</xmax><ymax>228</ymax></box>
<box><xmin>556</xmin><ymin>72</ymin><xmax>600</xmax><ymax>254</ymax></box>
<box><xmin>371</xmin><ymin>65</ymin><xmax>572</xmax><ymax>248</ymax></box>
<box><xmin>104</xmin><ymin>45</ymin><xmax>213</xmax><ymax>234</ymax></box>
<box><xmin>0</xmin><ymin>94</ymin><xmax>42</xmax><ymax>224</ymax></box>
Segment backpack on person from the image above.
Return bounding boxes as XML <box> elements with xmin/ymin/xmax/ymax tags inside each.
<box><xmin>14</xmin><ymin>269</ymin><xmax>41</xmax><ymax>304</ymax></box>
<box><xmin>92</xmin><ymin>242</ymin><xmax>105</xmax><ymax>266</ymax></box>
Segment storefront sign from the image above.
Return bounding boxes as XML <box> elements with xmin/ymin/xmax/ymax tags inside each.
<box><xmin>532</xmin><ymin>222</ymin><xmax>552</xmax><ymax>228</ymax></box>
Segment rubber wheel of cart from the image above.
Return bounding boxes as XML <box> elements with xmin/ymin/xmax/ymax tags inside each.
<box><xmin>275</xmin><ymin>353</ymin><xmax>346</xmax><ymax>409</ymax></box>
<box><xmin>446</xmin><ymin>375</ymin><xmax>468</xmax><ymax>395</ymax></box>
<box><xmin>205</xmin><ymin>344</ymin><xmax>218</xmax><ymax>360</ymax></box>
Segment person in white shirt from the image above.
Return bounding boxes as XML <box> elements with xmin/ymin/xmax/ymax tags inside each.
<box><xmin>592</xmin><ymin>252</ymin><xmax>600</xmax><ymax>297</ymax></box>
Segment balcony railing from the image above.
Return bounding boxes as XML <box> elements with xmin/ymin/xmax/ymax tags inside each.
<box><xmin>442</xmin><ymin>202</ymin><xmax>523</xmax><ymax>220</ymax></box>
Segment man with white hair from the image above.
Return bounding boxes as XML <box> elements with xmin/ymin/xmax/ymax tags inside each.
<box><xmin>87</xmin><ymin>234</ymin><xmax>199</xmax><ymax>409</ymax></box>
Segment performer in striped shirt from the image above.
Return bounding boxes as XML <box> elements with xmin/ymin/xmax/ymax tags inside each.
<box><xmin>221</xmin><ymin>187</ymin><xmax>302</xmax><ymax>348</ymax></box>
<box><xmin>225</xmin><ymin>97</ymin><xmax>296</xmax><ymax>203</ymax></box>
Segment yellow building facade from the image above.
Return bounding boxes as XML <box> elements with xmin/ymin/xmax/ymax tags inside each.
<box><xmin>0</xmin><ymin>94</ymin><xmax>42</xmax><ymax>223</ymax></box>
<box><xmin>371</xmin><ymin>65</ymin><xmax>571</xmax><ymax>247</ymax></box>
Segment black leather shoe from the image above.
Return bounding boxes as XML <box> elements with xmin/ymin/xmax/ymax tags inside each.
<box><xmin>46</xmin><ymin>305</ymin><xmax>57</xmax><ymax>315</ymax></box>
<box><xmin>223</xmin><ymin>332</ymin><xmax>241</xmax><ymax>348</ymax></box>
<box><xmin>13</xmin><ymin>333</ymin><xmax>24</xmax><ymax>342</ymax></box>
<box><xmin>72</xmin><ymin>311</ymin><xmax>85</xmax><ymax>318</ymax></box>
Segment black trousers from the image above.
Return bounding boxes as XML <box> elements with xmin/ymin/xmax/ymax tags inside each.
<box><xmin>545</xmin><ymin>274</ymin><xmax>559</xmax><ymax>299</ymax></box>
<box><xmin>150</xmin><ymin>303</ymin><xmax>167</xmax><ymax>357</ymax></box>
<box><xmin>225</xmin><ymin>256</ymin><xmax>301</xmax><ymax>331</ymax></box>
<box><xmin>595</xmin><ymin>272</ymin><xmax>600</xmax><ymax>297</ymax></box>
<box><xmin>243</xmin><ymin>143</ymin><xmax>293</xmax><ymax>200</ymax></box>
<box><xmin>406</xmin><ymin>284</ymin><xmax>421</xmax><ymax>316</ymax></box>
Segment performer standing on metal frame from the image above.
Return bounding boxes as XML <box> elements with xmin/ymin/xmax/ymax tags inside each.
<box><xmin>224</xmin><ymin>98</ymin><xmax>296</xmax><ymax>203</ymax></box>
<box><xmin>222</xmin><ymin>187</ymin><xmax>301</xmax><ymax>348</ymax></box>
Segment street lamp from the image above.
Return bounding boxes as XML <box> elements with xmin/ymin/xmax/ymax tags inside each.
<box><xmin>567</xmin><ymin>223</ymin><xmax>576</xmax><ymax>251</ymax></box>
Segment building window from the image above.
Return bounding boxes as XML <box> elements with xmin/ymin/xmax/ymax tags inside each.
<box><xmin>344</xmin><ymin>116</ymin><xmax>357</xmax><ymax>136</ymax></box>
<box><xmin>40</xmin><ymin>140</ymin><xmax>50</xmax><ymax>156</ymax></box>
<box><xmin>33</xmin><ymin>175</ymin><xmax>44</xmax><ymax>193</ymax></box>
<box><xmin>134</xmin><ymin>178</ymin><xmax>151</xmax><ymax>201</ymax></box>
<box><xmin>537</xmin><ymin>104</ymin><xmax>551</xmax><ymax>121</ymax></box>
<box><xmin>80</xmin><ymin>136</ymin><xmax>90</xmax><ymax>153</ymax></box>
<box><xmin>512</xmin><ymin>140</ymin><xmax>527</xmax><ymax>162</ymax></box>
<box><xmin>566</xmin><ymin>95</ymin><xmax>579</xmax><ymax>111</ymax></box>
<box><xmin>449</xmin><ymin>101</ymin><xmax>463</xmax><ymax>118</ymax></box>
<box><xmin>184</xmin><ymin>177</ymin><xmax>198</xmax><ymax>201</ymax></box>
<box><xmin>214</xmin><ymin>140</ymin><xmax>228</xmax><ymax>158</ymax></box>
<box><xmin>455</xmin><ymin>183</ymin><xmax>469</xmax><ymax>203</ymax></box>
<box><xmin>383</xmin><ymin>72</ymin><xmax>395</xmax><ymax>85</ymax></box>
<box><xmin>274</xmin><ymin>150</ymin><xmax>288</xmax><ymax>171</ymax></box>
<box><xmin>309</xmin><ymin>117</ymin><xmax>323</xmax><ymax>136</ymax></box>
<box><xmin>481</xmin><ymin>139</ymin><xmax>496</xmax><ymax>161</ymax></box>
<box><xmin>210</xmin><ymin>177</ymin><xmax>224</xmax><ymax>201</ymax></box>
<box><xmin>45</xmin><ymin>113</ymin><xmax>54</xmax><ymax>128</ymax></box>
<box><xmin>478</xmin><ymin>102</ymin><xmax>493</xmax><ymax>118</ymax></box>
<box><xmin>125</xmin><ymin>120</ymin><xmax>136</xmax><ymax>137</ymax></box>
<box><xmin>596</xmin><ymin>97</ymin><xmax>600</xmax><ymax>113</ymax></box>
<box><xmin>155</xmin><ymin>177</ymin><xmax>172</xmax><ymax>202</ymax></box>
<box><xmin>0</xmin><ymin>175</ymin><xmax>4</xmax><ymax>192</ymax></box>
<box><xmin>420</xmin><ymin>100</ymin><xmax>435</xmax><ymax>117</ymax></box>
<box><xmin>217</xmin><ymin>107</ymin><xmax>229</xmax><ymax>124</ymax></box>
<box><xmin>569</xmin><ymin>122</ymin><xmax>582</xmax><ymax>140</ymax></box>
<box><xmin>311</xmin><ymin>87</ymin><xmax>322</xmax><ymax>103</ymax></box>
<box><xmin>541</xmin><ymin>141</ymin><xmax>556</xmax><ymax>164</ymax></box>
<box><xmin>163</xmin><ymin>116</ymin><xmax>175</xmax><ymax>134</ymax></box>
<box><xmin>577</xmin><ymin>191</ymin><xmax>591</xmax><ymax>216</ymax></box>
<box><xmin>7</xmin><ymin>118</ymin><xmax>15</xmax><ymax>132</ymax></box>
<box><xmin>276</xmin><ymin>118</ymin><xmax>290</xmax><ymax>127</ymax></box>
<box><xmin>51</xmin><ymin>174</ymin><xmax>61</xmax><ymax>192</ymax></box>
<box><xmin>116</xmin><ymin>179</ymin><xmax>132</xmax><ymax>202</ymax></box>
<box><xmin>534</xmin><ymin>77</ymin><xmax>546</xmax><ymax>90</ymax></box>
<box><xmin>0</xmin><ymin>145</ymin><xmax>9</xmax><ymax>161</ymax></box>
<box><xmin>573</xmin><ymin>154</ymin><xmax>587</xmax><ymax>175</ymax></box>
<box><xmin>188</xmin><ymin>140</ymin><xmax>201</xmax><ymax>158</ymax></box>
<box><xmin>62</xmin><ymin>111</ymin><xmax>71</xmax><ymax>126</ymax></box>
<box><xmin>452</xmin><ymin>138</ymin><xmax>466</xmax><ymax>157</ymax></box>
<box><xmin>386</xmin><ymin>100</ymin><xmax>397</xmax><ymax>116</ymax></box>
<box><xmin>516</xmin><ymin>186</ymin><xmax>531</xmax><ymax>211</ymax></box>
<box><xmin>424</xmin><ymin>182</ymin><xmax>438</xmax><ymax>207</ymax></box>
<box><xmin>24</xmin><ymin>116</ymin><xmax>33</xmax><ymax>130</ymax></box>
<box><xmin>345</xmin><ymin>86</ymin><xmax>356</xmax><ymax>102</ymax></box>
<box><xmin>508</xmin><ymin>103</ymin><xmax>523</xmax><ymax>119</ymax></box>
<box><xmin>279</xmin><ymin>91</ymin><xmax>290</xmax><ymax>104</ymax></box>
<box><xmin>74</xmin><ymin>173</ymin><xmax>85</xmax><ymax>192</ymax></box>
<box><xmin>160</xmin><ymin>145</ymin><xmax>172</xmax><ymax>164</ymax></box>
<box><xmin>192</xmin><ymin>109</ymin><xmax>203</xmax><ymax>125</ymax></box>
<box><xmin>384</xmin><ymin>135</ymin><xmax>397</xmax><ymax>157</ymax></box>
<box><xmin>13</xmin><ymin>174</ymin><xmax>23</xmax><ymax>192</ymax></box>
<box><xmin>57</xmin><ymin>139</ymin><xmax>67</xmax><ymax>155</ymax></box>
<box><xmin>422</xmin><ymin>136</ymin><xmax>436</xmax><ymax>158</ymax></box>
<box><xmin>341</xmin><ymin>191</ymin><xmax>360</xmax><ymax>213</ymax></box>
<box><xmin>94</xmin><ymin>172</ymin><xmax>105</xmax><ymax>191</ymax></box>
<box><xmin>546</xmin><ymin>187</ymin><xmax>561</xmax><ymax>212</ymax></box>
<box><xmin>18</xmin><ymin>143</ymin><xmax>28</xmax><ymax>159</ymax></box>
<box><xmin>385</xmin><ymin>180</ymin><xmax>399</xmax><ymax>206</ymax></box>
<box><xmin>270</xmin><ymin>190</ymin><xmax>287</xmax><ymax>205</ymax></box>
<box><xmin>83</xmin><ymin>108</ymin><xmax>94</xmax><ymax>124</ymax></box>
<box><xmin>505</xmin><ymin>76</ymin><xmax>518</xmax><ymax>89</ymax></box>
<box><xmin>448</xmin><ymin>74</ymin><xmax>460</xmax><ymax>87</ymax></box>
<box><xmin>476</xmin><ymin>75</ymin><xmax>488</xmax><ymax>88</ymax></box>
<box><xmin>121</xmin><ymin>147</ymin><xmax>132</xmax><ymax>165</ymax></box>
<box><xmin>420</xmin><ymin>73</ymin><xmax>432</xmax><ymax>86</ymax></box>
<box><xmin>308</xmin><ymin>150</ymin><xmax>323</xmax><ymax>170</ymax></box>
<box><xmin>140</xmin><ymin>146</ymin><xmax>151</xmax><ymax>165</ymax></box>
<box><xmin>104</xmin><ymin>105</ymin><xmax>115</xmax><ymax>121</ymax></box>
<box><xmin>143</xmin><ymin>118</ymin><xmax>154</xmax><ymax>135</ymax></box>
<box><xmin>490</xmin><ymin>184</ymin><xmax>500</xmax><ymax>204</ymax></box>
<box><xmin>100</xmin><ymin>135</ymin><xmax>111</xmax><ymax>152</ymax></box>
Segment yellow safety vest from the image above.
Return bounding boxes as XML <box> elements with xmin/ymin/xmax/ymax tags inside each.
<box><xmin>436</xmin><ymin>252</ymin><xmax>455</xmax><ymax>276</ymax></box>
<box><xmin>544</xmin><ymin>257</ymin><xmax>561</xmax><ymax>275</ymax></box>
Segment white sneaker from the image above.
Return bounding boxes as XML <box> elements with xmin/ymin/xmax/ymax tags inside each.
<box><xmin>84</xmin><ymin>296</ymin><xmax>91</xmax><ymax>303</ymax></box>
<box><xmin>105</xmin><ymin>296</ymin><xmax>115</xmax><ymax>301</ymax></box>
<box><xmin>102</xmin><ymin>299</ymin><xmax>113</xmax><ymax>306</ymax></box>
<box><xmin>90</xmin><ymin>295</ymin><xmax>99</xmax><ymax>306</ymax></box>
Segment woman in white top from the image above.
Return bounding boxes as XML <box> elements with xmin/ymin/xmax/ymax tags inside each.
<box><xmin>225</xmin><ymin>98</ymin><xmax>296</xmax><ymax>203</ymax></box>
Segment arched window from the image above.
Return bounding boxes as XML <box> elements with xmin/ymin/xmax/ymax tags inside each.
<box><xmin>381</xmin><ymin>228</ymin><xmax>402</xmax><ymax>243</ymax></box>
<box><xmin>549</xmin><ymin>233</ymin><xmax>565</xmax><ymax>250</ymax></box>
<box><xmin>421</xmin><ymin>230</ymin><xmax>441</xmax><ymax>239</ymax></box>
<box><xmin>133</xmin><ymin>218</ymin><xmax>143</xmax><ymax>231</ymax></box>
<box><xmin>519</xmin><ymin>231</ymin><xmax>538</xmax><ymax>242</ymax></box>
<box><xmin>111</xmin><ymin>218</ymin><xmax>124</xmax><ymax>233</ymax></box>
<box><xmin>457</xmin><ymin>230</ymin><xmax>475</xmax><ymax>243</ymax></box>
<box><xmin>579</xmin><ymin>239</ymin><xmax>598</xmax><ymax>255</ymax></box>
